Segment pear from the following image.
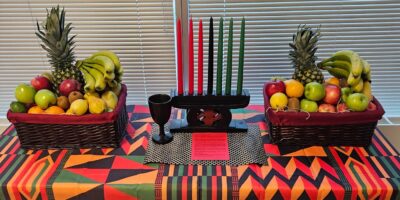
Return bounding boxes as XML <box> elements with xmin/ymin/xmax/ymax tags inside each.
<box><xmin>84</xmin><ymin>92</ymin><xmax>100</xmax><ymax>100</ymax></box>
<box><xmin>88</xmin><ymin>96</ymin><xmax>106</xmax><ymax>114</ymax></box>
<box><xmin>101</xmin><ymin>91</ymin><xmax>118</xmax><ymax>110</ymax></box>
<box><xmin>70</xmin><ymin>99</ymin><xmax>88</xmax><ymax>116</ymax></box>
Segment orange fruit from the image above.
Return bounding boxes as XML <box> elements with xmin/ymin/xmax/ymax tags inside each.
<box><xmin>284</xmin><ymin>79</ymin><xmax>304</xmax><ymax>98</ymax></box>
<box><xmin>28</xmin><ymin>106</ymin><xmax>44</xmax><ymax>114</ymax></box>
<box><xmin>45</xmin><ymin>106</ymin><xmax>65</xmax><ymax>114</ymax></box>
<box><xmin>325</xmin><ymin>77</ymin><xmax>340</xmax><ymax>87</ymax></box>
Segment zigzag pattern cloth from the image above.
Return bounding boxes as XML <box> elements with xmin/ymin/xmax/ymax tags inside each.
<box><xmin>0</xmin><ymin>105</ymin><xmax>398</xmax><ymax>199</ymax></box>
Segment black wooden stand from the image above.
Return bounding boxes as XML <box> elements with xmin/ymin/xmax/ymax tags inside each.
<box><xmin>169</xmin><ymin>89</ymin><xmax>250</xmax><ymax>133</ymax></box>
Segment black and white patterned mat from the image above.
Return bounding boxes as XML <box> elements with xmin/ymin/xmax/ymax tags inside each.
<box><xmin>144</xmin><ymin>124</ymin><xmax>268</xmax><ymax>166</ymax></box>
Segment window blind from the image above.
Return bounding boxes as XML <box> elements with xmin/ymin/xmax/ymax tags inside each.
<box><xmin>0</xmin><ymin>0</ymin><xmax>176</xmax><ymax>117</ymax></box>
<box><xmin>188</xmin><ymin>0</ymin><xmax>400</xmax><ymax>117</ymax></box>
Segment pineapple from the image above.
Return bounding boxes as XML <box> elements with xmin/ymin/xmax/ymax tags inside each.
<box><xmin>35</xmin><ymin>5</ymin><xmax>82</xmax><ymax>93</ymax></box>
<box><xmin>289</xmin><ymin>25</ymin><xmax>324</xmax><ymax>85</ymax></box>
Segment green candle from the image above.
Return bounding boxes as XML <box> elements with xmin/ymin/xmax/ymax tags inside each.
<box><xmin>237</xmin><ymin>17</ymin><xmax>245</xmax><ymax>95</ymax></box>
<box><xmin>225</xmin><ymin>18</ymin><xmax>233</xmax><ymax>95</ymax></box>
<box><xmin>216</xmin><ymin>17</ymin><xmax>223</xmax><ymax>95</ymax></box>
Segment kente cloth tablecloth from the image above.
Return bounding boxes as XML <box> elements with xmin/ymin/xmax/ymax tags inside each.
<box><xmin>0</xmin><ymin>105</ymin><xmax>399</xmax><ymax>200</ymax></box>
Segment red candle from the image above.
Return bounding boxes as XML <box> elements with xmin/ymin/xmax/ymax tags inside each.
<box><xmin>198</xmin><ymin>19</ymin><xmax>203</xmax><ymax>95</ymax></box>
<box><xmin>189</xmin><ymin>17</ymin><xmax>194</xmax><ymax>95</ymax></box>
<box><xmin>177</xmin><ymin>19</ymin><xmax>183</xmax><ymax>95</ymax></box>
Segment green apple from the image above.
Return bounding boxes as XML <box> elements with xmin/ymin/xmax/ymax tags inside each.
<box><xmin>300</xmin><ymin>99</ymin><xmax>318</xmax><ymax>112</ymax></box>
<box><xmin>34</xmin><ymin>89</ymin><xmax>57</xmax><ymax>109</ymax></box>
<box><xmin>346</xmin><ymin>93</ymin><xmax>369</xmax><ymax>111</ymax></box>
<box><xmin>304</xmin><ymin>82</ymin><xmax>325</xmax><ymax>101</ymax></box>
<box><xmin>14</xmin><ymin>83</ymin><xmax>36</xmax><ymax>104</ymax></box>
<box><xmin>341</xmin><ymin>87</ymin><xmax>352</xmax><ymax>103</ymax></box>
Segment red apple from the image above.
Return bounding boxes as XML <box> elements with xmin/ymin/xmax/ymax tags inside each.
<box><xmin>323</xmin><ymin>84</ymin><xmax>341</xmax><ymax>105</ymax></box>
<box><xmin>318</xmin><ymin>103</ymin><xmax>336</xmax><ymax>113</ymax></box>
<box><xmin>265</xmin><ymin>80</ymin><xmax>285</xmax><ymax>97</ymax></box>
<box><xmin>59</xmin><ymin>79</ymin><xmax>81</xmax><ymax>96</ymax></box>
<box><xmin>337</xmin><ymin>103</ymin><xmax>349</xmax><ymax>112</ymax></box>
<box><xmin>31</xmin><ymin>76</ymin><xmax>51</xmax><ymax>91</ymax></box>
<box><xmin>367</xmin><ymin>102</ymin><xmax>377</xmax><ymax>111</ymax></box>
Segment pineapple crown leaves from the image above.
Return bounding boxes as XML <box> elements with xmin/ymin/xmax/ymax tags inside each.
<box><xmin>289</xmin><ymin>24</ymin><xmax>321</xmax><ymax>69</ymax></box>
<box><xmin>35</xmin><ymin>5</ymin><xmax>76</xmax><ymax>69</ymax></box>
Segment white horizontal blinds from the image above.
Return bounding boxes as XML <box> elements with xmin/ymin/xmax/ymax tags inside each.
<box><xmin>188</xmin><ymin>0</ymin><xmax>400</xmax><ymax>116</ymax></box>
<box><xmin>0</xmin><ymin>0</ymin><xmax>176</xmax><ymax>117</ymax></box>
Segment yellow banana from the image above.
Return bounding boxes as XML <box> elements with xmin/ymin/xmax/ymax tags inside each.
<box><xmin>81</xmin><ymin>65</ymin><xmax>106</xmax><ymax>92</ymax></box>
<box><xmin>83</xmin><ymin>62</ymin><xmax>115</xmax><ymax>81</ymax></box>
<box><xmin>79</xmin><ymin>67</ymin><xmax>96</xmax><ymax>93</ymax></box>
<box><xmin>322</xmin><ymin>60</ymin><xmax>352</xmax><ymax>72</ymax></box>
<box><xmin>330</xmin><ymin>50</ymin><xmax>363</xmax><ymax>78</ymax></box>
<box><xmin>326</xmin><ymin>67</ymin><xmax>349</xmax><ymax>79</ymax></box>
<box><xmin>347</xmin><ymin>72</ymin><xmax>361</xmax><ymax>86</ymax></box>
<box><xmin>90</xmin><ymin>50</ymin><xmax>121</xmax><ymax>72</ymax></box>
<box><xmin>86</xmin><ymin>56</ymin><xmax>115</xmax><ymax>74</ymax></box>
<box><xmin>362</xmin><ymin>81</ymin><xmax>373</xmax><ymax>102</ymax></box>
<box><xmin>351</xmin><ymin>79</ymin><xmax>364</xmax><ymax>92</ymax></box>
<box><xmin>362</xmin><ymin>59</ymin><xmax>371</xmax><ymax>75</ymax></box>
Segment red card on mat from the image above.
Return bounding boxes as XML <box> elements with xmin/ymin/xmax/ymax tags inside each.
<box><xmin>191</xmin><ymin>133</ymin><xmax>229</xmax><ymax>160</ymax></box>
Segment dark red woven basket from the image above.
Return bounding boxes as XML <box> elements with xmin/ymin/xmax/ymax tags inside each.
<box><xmin>7</xmin><ymin>85</ymin><xmax>128</xmax><ymax>149</ymax></box>
<box><xmin>263</xmin><ymin>82</ymin><xmax>385</xmax><ymax>146</ymax></box>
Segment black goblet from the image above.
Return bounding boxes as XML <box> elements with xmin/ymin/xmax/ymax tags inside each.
<box><xmin>148</xmin><ymin>94</ymin><xmax>173</xmax><ymax>144</ymax></box>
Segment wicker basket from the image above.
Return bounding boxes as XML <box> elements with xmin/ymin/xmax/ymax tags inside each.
<box><xmin>263</xmin><ymin>82</ymin><xmax>385</xmax><ymax>146</ymax></box>
<box><xmin>7</xmin><ymin>85</ymin><xmax>128</xmax><ymax>149</ymax></box>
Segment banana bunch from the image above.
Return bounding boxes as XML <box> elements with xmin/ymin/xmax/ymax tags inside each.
<box><xmin>76</xmin><ymin>51</ymin><xmax>124</xmax><ymax>93</ymax></box>
<box><xmin>318</xmin><ymin>50</ymin><xmax>372</xmax><ymax>101</ymax></box>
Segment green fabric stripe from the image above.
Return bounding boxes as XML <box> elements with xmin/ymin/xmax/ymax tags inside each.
<box><xmin>171</xmin><ymin>177</ymin><xmax>177</xmax><ymax>200</ymax></box>
<box><xmin>0</xmin><ymin>136</ymin><xmax>10</xmax><ymax>150</ymax></box>
<box><xmin>349</xmin><ymin>162</ymin><xmax>368</xmax><ymax>198</ymax></box>
<box><xmin>178</xmin><ymin>165</ymin><xmax>184</xmax><ymax>176</ymax></box>
<box><xmin>368</xmin><ymin>145</ymin><xmax>379</xmax><ymax>156</ymax></box>
<box><xmin>206</xmin><ymin>166</ymin><xmax>212</xmax><ymax>176</ymax></box>
<box><xmin>379</xmin><ymin>157</ymin><xmax>399</xmax><ymax>177</ymax></box>
<box><xmin>0</xmin><ymin>155</ymin><xmax>25</xmax><ymax>199</ymax></box>
<box><xmin>202</xmin><ymin>176</ymin><xmax>207</xmax><ymax>200</ymax></box>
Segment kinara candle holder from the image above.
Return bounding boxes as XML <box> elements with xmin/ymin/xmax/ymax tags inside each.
<box><xmin>169</xmin><ymin>89</ymin><xmax>250</xmax><ymax>133</ymax></box>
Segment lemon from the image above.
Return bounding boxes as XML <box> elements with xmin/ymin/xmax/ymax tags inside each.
<box><xmin>269</xmin><ymin>92</ymin><xmax>288</xmax><ymax>110</ymax></box>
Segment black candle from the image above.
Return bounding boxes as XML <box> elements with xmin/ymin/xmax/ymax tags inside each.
<box><xmin>207</xmin><ymin>17</ymin><xmax>214</xmax><ymax>95</ymax></box>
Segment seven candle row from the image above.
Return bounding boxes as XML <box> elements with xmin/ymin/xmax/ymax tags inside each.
<box><xmin>176</xmin><ymin>17</ymin><xmax>245</xmax><ymax>96</ymax></box>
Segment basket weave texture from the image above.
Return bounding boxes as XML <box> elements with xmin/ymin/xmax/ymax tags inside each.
<box><xmin>263</xmin><ymin>82</ymin><xmax>385</xmax><ymax>146</ymax></box>
<box><xmin>7</xmin><ymin>85</ymin><xmax>128</xmax><ymax>149</ymax></box>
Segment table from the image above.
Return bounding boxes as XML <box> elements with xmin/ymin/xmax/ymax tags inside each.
<box><xmin>0</xmin><ymin>105</ymin><xmax>399</xmax><ymax>200</ymax></box>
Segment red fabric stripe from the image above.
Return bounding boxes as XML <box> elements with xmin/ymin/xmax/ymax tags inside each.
<box><xmin>389</xmin><ymin>156</ymin><xmax>400</xmax><ymax>169</ymax></box>
<box><xmin>0</xmin><ymin>154</ymin><xmax>16</xmax><ymax>174</ymax></box>
<box><xmin>188</xmin><ymin>165</ymin><xmax>193</xmax><ymax>176</ymax></box>
<box><xmin>3</xmin><ymin>125</ymin><xmax>14</xmax><ymax>136</ymax></box>
<box><xmin>211</xmin><ymin>176</ymin><xmax>217</xmax><ymax>200</ymax></box>
<box><xmin>8</xmin><ymin>142</ymin><xmax>20</xmax><ymax>154</ymax></box>
<box><xmin>40</xmin><ymin>150</ymin><xmax>67</xmax><ymax>200</ymax></box>
<box><xmin>372</xmin><ymin>138</ymin><xmax>388</xmax><ymax>156</ymax></box>
<box><xmin>216</xmin><ymin>165</ymin><xmax>222</xmax><ymax>176</ymax></box>
<box><xmin>182</xmin><ymin>176</ymin><xmax>188</xmax><ymax>200</ymax></box>
<box><xmin>327</xmin><ymin>177</ymin><xmax>345</xmax><ymax>199</ymax></box>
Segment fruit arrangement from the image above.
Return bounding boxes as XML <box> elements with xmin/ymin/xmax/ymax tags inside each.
<box><xmin>266</xmin><ymin>25</ymin><xmax>376</xmax><ymax>113</ymax></box>
<box><xmin>9</xmin><ymin>6</ymin><xmax>123</xmax><ymax>116</ymax></box>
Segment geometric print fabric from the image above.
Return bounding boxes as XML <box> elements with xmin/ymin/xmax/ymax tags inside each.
<box><xmin>0</xmin><ymin>105</ymin><xmax>398</xmax><ymax>199</ymax></box>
